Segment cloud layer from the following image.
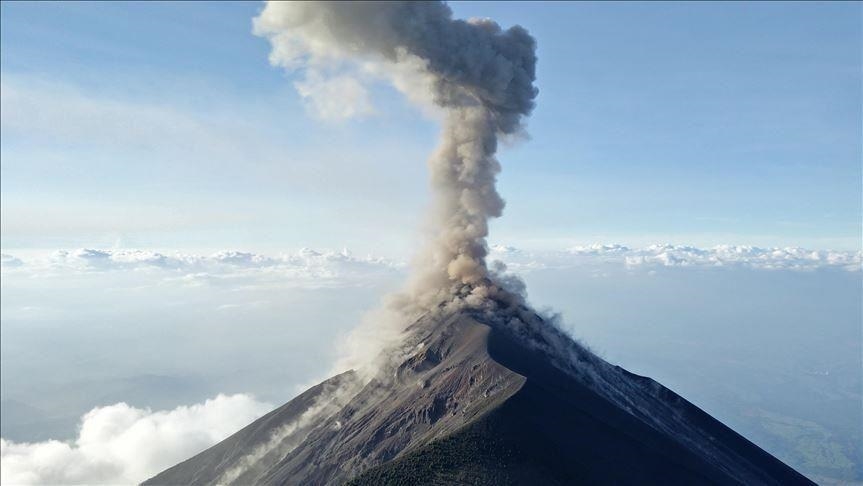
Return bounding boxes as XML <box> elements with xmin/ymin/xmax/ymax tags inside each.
<box><xmin>490</xmin><ymin>243</ymin><xmax>862</xmax><ymax>273</ymax></box>
<box><xmin>1</xmin><ymin>248</ymin><xmax>402</xmax><ymax>290</ymax></box>
<box><xmin>3</xmin><ymin>244</ymin><xmax>858</xmax><ymax>282</ymax></box>
<box><xmin>1</xmin><ymin>244</ymin><xmax>858</xmax><ymax>484</ymax></box>
<box><xmin>0</xmin><ymin>394</ymin><xmax>271</xmax><ymax>485</ymax></box>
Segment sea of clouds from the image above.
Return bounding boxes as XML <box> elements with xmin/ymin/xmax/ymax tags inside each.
<box><xmin>489</xmin><ymin>243</ymin><xmax>862</xmax><ymax>272</ymax></box>
<box><xmin>1</xmin><ymin>247</ymin><xmax>401</xmax><ymax>285</ymax></box>
<box><xmin>3</xmin><ymin>243</ymin><xmax>858</xmax><ymax>277</ymax></box>
<box><xmin>1</xmin><ymin>243</ymin><xmax>860</xmax><ymax>484</ymax></box>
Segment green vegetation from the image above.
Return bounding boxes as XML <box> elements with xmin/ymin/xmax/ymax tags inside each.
<box><xmin>751</xmin><ymin>408</ymin><xmax>858</xmax><ymax>481</ymax></box>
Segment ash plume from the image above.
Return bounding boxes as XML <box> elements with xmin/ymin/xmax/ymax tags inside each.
<box><xmin>254</xmin><ymin>1</ymin><xmax>538</xmax><ymax>317</ymax></box>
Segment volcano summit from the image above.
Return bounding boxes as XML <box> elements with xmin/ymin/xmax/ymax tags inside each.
<box><xmin>148</xmin><ymin>2</ymin><xmax>812</xmax><ymax>484</ymax></box>
<box><xmin>146</xmin><ymin>290</ymin><xmax>811</xmax><ymax>485</ymax></box>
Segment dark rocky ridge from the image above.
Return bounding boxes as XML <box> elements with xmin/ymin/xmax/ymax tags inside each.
<box><xmin>144</xmin><ymin>309</ymin><xmax>813</xmax><ymax>485</ymax></box>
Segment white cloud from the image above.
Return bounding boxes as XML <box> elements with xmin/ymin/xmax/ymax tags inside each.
<box><xmin>32</xmin><ymin>247</ymin><xmax>398</xmax><ymax>273</ymax></box>
<box><xmin>4</xmin><ymin>244</ymin><xmax>859</xmax><ymax>283</ymax></box>
<box><xmin>489</xmin><ymin>243</ymin><xmax>862</xmax><ymax>272</ymax></box>
<box><xmin>567</xmin><ymin>243</ymin><xmax>631</xmax><ymax>255</ymax></box>
<box><xmin>488</xmin><ymin>244</ymin><xmax>522</xmax><ymax>255</ymax></box>
<box><xmin>620</xmin><ymin>244</ymin><xmax>862</xmax><ymax>271</ymax></box>
<box><xmin>1</xmin><ymin>247</ymin><xmax>404</xmax><ymax>292</ymax></box>
<box><xmin>0</xmin><ymin>394</ymin><xmax>272</xmax><ymax>485</ymax></box>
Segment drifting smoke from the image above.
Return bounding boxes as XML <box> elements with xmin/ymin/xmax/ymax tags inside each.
<box><xmin>254</xmin><ymin>1</ymin><xmax>537</xmax><ymax>317</ymax></box>
<box><xmin>216</xmin><ymin>374</ymin><xmax>363</xmax><ymax>485</ymax></box>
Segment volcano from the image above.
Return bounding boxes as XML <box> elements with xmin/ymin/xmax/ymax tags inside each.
<box><xmin>146</xmin><ymin>8</ymin><xmax>815</xmax><ymax>483</ymax></box>
<box><xmin>144</xmin><ymin>299</ymin><xmax>812</xmax><ymax>485</ymax></box>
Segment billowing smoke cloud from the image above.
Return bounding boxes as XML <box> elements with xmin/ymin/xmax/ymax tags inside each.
<box><xmin>251</xmin><ymin>6</ymin><xmax>667</xmax><ymax>427</ymax></box>
<box><xmin>251</xmin><ymin>9</ymin><xmax>655</xmax><ymax>451</ymax></box>
<box><xmin>254</xmin><ymin>1</ymin><xmax>538</xmax><ymax>315</ymax></box>
<box><xmin>245</xmin><ymin>9</ymin><xmax>543</xmax><ymax>469</ymax></box>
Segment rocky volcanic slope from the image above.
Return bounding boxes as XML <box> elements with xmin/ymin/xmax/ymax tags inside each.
<box><xmin>144</xmin><ymin>310</ymin><xmax>813</xmax><ymax>485</ymax></box>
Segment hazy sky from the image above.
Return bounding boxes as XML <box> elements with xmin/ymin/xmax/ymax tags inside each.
<box><xmin>2</xmin><ymin>1</ymin><xmax>860</xmax><ymax>255</ymax></box>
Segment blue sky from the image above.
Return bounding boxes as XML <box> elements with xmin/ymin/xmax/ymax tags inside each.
<box><xmin>1</xmin><ymin>1</ymin><xmax>860</xmax><ymax>254</ymax></box>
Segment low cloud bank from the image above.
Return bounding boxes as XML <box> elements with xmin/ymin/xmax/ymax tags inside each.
<box><xmin>0</xmin><ymin>248</ymin><xmax>402</xmax><ymax>290</ymax></box>
<box><xmin>2</xmin><ymin>244</ymin><xmax>858</xmax><ymax>278</ymax></box>
<box><xmin>0</xmin><ymin>394</ymin><xmax>271</xmax><ymax>485</ymax></box>
<box><xmin>1</xmin><ymin>244</ymin><xmax>858</xmax><ymax>483</ymax></box>
<box><xmin>490</xmin><ymin>243</ymin><xmax>862</xmax><ymax>272</ymax></box>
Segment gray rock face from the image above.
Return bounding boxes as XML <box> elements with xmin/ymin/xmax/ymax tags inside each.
<box><xmin>144</xmin><ymin>310</ymin><xmax>813</xmax><ymax>485</ymax></box>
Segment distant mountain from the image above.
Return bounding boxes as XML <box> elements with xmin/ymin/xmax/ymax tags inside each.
<box><xmin>0</xmin><ymin>399</ymin><xmax>73</xmax><ymax>442</ymax></box>
<box><xmin>145</xmin><ymin>307</ymin><xmax>813</xmax><ymax>485</ymax></box>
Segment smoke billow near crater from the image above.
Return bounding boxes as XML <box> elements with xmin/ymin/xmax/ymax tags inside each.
<box><xmin>170</xmin><ymin>5</ymin><xmax>607</xmax><ymax>479</ymax></box>
<box><xmin>254</xmin><ymin>0</ymin><xmax>590</xmax><ymax>398</ymax></box>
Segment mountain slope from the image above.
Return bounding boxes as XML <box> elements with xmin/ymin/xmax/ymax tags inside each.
<box><xmin>145</xmin><ymin>309</ymin><xmax>813</xmax><ymax>485</ymax></box>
